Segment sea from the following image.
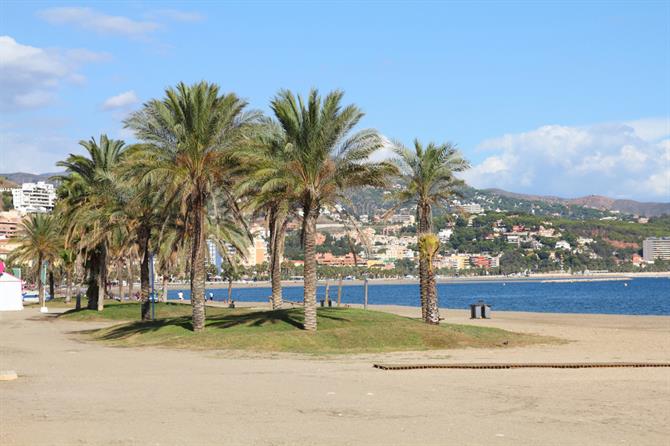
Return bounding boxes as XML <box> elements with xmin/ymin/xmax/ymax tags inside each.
<box><xmin>167</xmin><ymin>277</ymin><xmax>669</xmax><ymax>316</ymax></box>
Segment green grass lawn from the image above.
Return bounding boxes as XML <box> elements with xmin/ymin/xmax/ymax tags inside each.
<box><xmin>61</xmin><ymin>302</ymin><xmax>553</xmax><ymax>354</ymax></box>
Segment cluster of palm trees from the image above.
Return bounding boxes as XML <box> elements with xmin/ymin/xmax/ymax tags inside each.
<box><xmin>11</xmin><ymin>81</ymin><xmax>468</xmax><ymax>332</ymax></box>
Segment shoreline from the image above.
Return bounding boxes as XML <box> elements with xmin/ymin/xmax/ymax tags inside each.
<box><xmin>166</xmin><ymin>271</ymin><xmax>670</xmax><ymax>289</ymax></box>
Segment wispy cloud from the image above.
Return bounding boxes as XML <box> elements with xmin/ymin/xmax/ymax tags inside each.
<box><xmin>461</xmin><ymin>118</ymin><xmax>670</xmax><ymax>201</ymax></box>
<box><xmin>147</xmin><ymin>9</ymin><xmax>204</xmax><ymax>23</ymax></box>
<box><xmin>102</xmin><ymin>90</ymin><xmax>139</xmax><ymax>110</ymax></box>
<box><xmin>0</xmin><ymin>36</ymin><xmax>108</xmax><ymax>112</ymax></box>
<box><xmin>38</xmin><ymin>7</ymin><xmax>159</xmax><ymax>39</ymax></box>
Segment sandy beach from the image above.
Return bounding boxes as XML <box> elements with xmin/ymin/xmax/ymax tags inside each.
<box><xmin>1</xmin><ymin>303</ymin><xmax>668</xmax><ymax>446</ymax></box>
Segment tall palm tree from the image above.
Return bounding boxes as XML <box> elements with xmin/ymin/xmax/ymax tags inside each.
<box><xmin>236</xmin><ymin>120</ymin><xmax>295</xmax><ymax>309</ymax></box>
<box><xmin>57</xmin><ymin>135</ymin><xmax>128</xmax><ymax>311</ymax></box>
<box><xmin>270</xmin><ymin>89</ymin><xmax>396</xmax><ymax>331</ymax></box>
<box><xmin>124</xmin><ymin>81</ymin><xmax>258</xmax><ymax>332</ymax></box>
<box><xmin>11</xmin><ymin>213</ymin><xmax>61</xmax><ymax>308</ymax></box>
<box><xmin>392</xmin><ymin>140</ymin><xmax>469</xmax><ymax>324</ymax></box>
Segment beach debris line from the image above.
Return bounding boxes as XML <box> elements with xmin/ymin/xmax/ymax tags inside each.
<box><xmin>373</xmin><ymin>362</ymin><xmax>670</xmax><ymax>370</ymax></box>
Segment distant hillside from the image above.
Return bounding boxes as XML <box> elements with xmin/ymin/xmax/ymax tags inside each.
<box><xmin>485</xmin><ymin>189</ymin><xmax>670</xmax><ymax>217</ymax></box>
<box><xmin>0</xmin><ymin>172</ymin><xmax>63</xmax><ymax>185</ymax></box>
<box><xmin>0</xmin><ymin>176</ymin><xmax>18</xmax><ymax>188</ymax></box>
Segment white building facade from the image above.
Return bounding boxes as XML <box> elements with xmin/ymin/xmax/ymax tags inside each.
<box><xmin>643</xmin><ymin>237</ymin><xmax>670</xmax><ymax>261</ymax></box>
<box><xmin>12</xmin><ymin>182</ymin><xmax>56</xmax><ymax>213</ymax></box>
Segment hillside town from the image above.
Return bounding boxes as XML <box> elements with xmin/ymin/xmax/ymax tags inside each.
<box><xmin>5</xmin><ymin>179</ymin><xmax>668</xmax><ymax>283</ymax></box>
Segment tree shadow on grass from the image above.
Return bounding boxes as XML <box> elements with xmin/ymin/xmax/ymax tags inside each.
<box><xmin>95</xmin><ymin>308</ymin><xmax>353</xmax><ymax>340</ymax></box>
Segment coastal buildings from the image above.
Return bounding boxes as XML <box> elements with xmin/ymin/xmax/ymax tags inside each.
<box><xmin>0</xmin><ymin>211</ymin><xmax>22</xmax><ymax>239</ymax></box>
<box><xmin>242</xmin><ymin>236</ymin><xmax>269</xmax><ymax>267</ymax></box>
<box><xmin>642</xmin><ymin>237</ymin><xmax>670</xmax><ymax>261</ymax></box>
<box><xmin>11</xmin><ymin>182</ymin><xmax>56</xmax><ymax>213</ymax></box>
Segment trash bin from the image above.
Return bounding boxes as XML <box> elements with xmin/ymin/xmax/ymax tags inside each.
<box><xmin>470</xmin><ymin>303</ymin><xmax>482</xmax><ymax>319</ymax></box>
<box><xmin>481</xmin><ymin>303</ymin><xmax>491</xmax><ymax>319</ymax></box>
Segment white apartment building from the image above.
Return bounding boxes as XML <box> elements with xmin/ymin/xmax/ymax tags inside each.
<box><xmin>643</xmin><ymin>237</ymin><xmax>670</xmax><ymax>261</ymax></box>
<box><xmin>460</xmin><ymin>203</ymin><xmax>484</xmax><ymax>214</ymax></box>
<box><xmin>12</xmin><ymin>182</ymin><xmax>56</xmax><ymax>213</ymax></box>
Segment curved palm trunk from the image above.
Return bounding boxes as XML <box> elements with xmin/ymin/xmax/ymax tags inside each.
<box><xmin>269</xmin><ymin>207</ymin><xmax>287</xmax><ymax>309</ymax></box>
<box><xmin>303</xmin><ymin>207</ymin><xmax>319</xmax><ymax>331</ymax></box>
<box><xmin>138</xmin><ymin>225</ymin><xmax>151</xmax><ymax>321</ymax></box>
<box><xmin>190</xmin><ymin>200</ymin><xmax>207</xmax><ymax>332</ymax></box>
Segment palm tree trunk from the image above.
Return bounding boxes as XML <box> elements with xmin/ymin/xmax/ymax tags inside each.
<box><xmin>86</xmin><ymin>250</ymin><xmax>99</xmax><ymax>310</ymax></box>
<box><xmin>65</xmin><ymin>270</ymin><xmax>72</xmax><ymax>304</ymax></box>
<box><xmin>227</xmin><ymin>279</ymin><xmax>232</xmax><ymax>304</ymax></box>
<box><xmin>139</xmin><ymin>226</ymin><xmax>151</xmax><ymax>321</ymax></box>
<box><xmin>337</xmin><ymin>274</ymin><xmax>343</xmax><ymax>307</ymax></box>
<box><xmin>190</xmin><ymin>200</ymin><xmax>207</xmax><ymax>332</ymax></box>
<box><xmin>127</xmin><ymin>257</ymin><xmax>134</xmax><ymax>299</ymax></box>
<box><xmin>417</xmin><ymin>204</ymin><xmax>430</xmax><ymax>321</ymax></box>
<box><xmin>269</xmin><ymin>208</ymin><xmax>286</xmax><ymax>309</ymax></box>
<box><xmin>116</xmin><ymin>259</ymin><xmax>123</xmax><ymax>301</ymax></box>
<box><xmin>303</xmin><ymin>207</ymin><xmax>319</xmax><ymax>331</ymax></box>
<box><xmin>425</xmin><ymin>263</ymin><xmax>439</xmax><ymax>324</ymax></box>
<box><xmin>97</xmin><ymin>244</ymin><xmax>107</xmax><ymax>312</ymax></box>
<box><xmin>161</xmin><ymin>274</ymin><xmax>168</xmax><ymax>302</ymax></box>
<box><xmin>37</xmin><ymin>254</ymin><xmax>44</xmax><ymax>308</ymax></box>
<box><xmin>48</xmin><ymin>270</ymin><xmax>55</xmax><ymax>301</ymax></box>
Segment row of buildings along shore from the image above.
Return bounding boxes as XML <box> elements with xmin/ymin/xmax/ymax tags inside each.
<box><xmin>1</xmin><ymin>181</ymin><xmax>669</xmax><ymax>271</ymax></box>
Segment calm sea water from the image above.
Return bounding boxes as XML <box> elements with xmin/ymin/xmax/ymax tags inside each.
<box><xmin>168</xmin><ymin>277</ymin><xmax>670</xmax><ymax>315</ymax></box>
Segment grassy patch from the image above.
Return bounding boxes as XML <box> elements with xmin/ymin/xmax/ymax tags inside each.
<box><xmin>59</xmin><ymin>301</ymin><xmax>228</xmax><ymax>321</ymax></box>
<box><xmin>76</xmin><ymin>304</ymin><xmax>552</xmax><ymax>354</ymax></box>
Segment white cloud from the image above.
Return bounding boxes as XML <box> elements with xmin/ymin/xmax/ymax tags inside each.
<box><xmin>102</xmin><ymin>90</ymin><xmax>139</xmax><ymax>110</ymax></box>
<box><xmin>0</xmin><ymin>36</ymin><xmax>108</xmax><ymax>111</ymax></box>
<box><xmin>148</xmin><ymin>9</ymin><xmax>204</xmax><ymax>22</ymax></box>
<box><xmin>39</xmin><ymin>7</ymin><xmax>159</xmax><ymax>38</ymax></box>
<box><xmin>0</xmin><ymin>129</ymin><xmax>74</xmax><ymax>174</ymax></box>
<box><xmin>462</xmin><ymin>118</ymin><xmax>670</xmax><ymax>201</ymax></box>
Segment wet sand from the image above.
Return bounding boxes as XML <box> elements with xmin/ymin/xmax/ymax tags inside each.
<box><xmin>1</xmin><ymin>305</ymin><xmax>669</xmax><ymax>445</ymax></box>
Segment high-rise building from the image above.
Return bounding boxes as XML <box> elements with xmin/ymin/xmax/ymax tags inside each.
<box><xmin>12</xmin><ymin>182</ymin><xmax>56</xmax><ymax>213</ymax></box>
<box><xmin>206</xmin><ymin>239</ymin><xmax>223</xmax><ymax>272</ymax></box>
<box><xmin>642</xmin><ymin>237</ymin><xmax>670</xmax><ymax>261</ymax></box>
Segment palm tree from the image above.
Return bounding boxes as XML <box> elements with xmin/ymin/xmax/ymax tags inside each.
<box><xmin>270</xmin><ymin>89</ymin><xmax>396</xmax><ymax>331</ymax></box>
<box><xmin>57</xmin><ymin>135</ymin><xmax>128</xmax><ymax>311</ymax></box>
<box><xmin>124</xmin><ymin>81</ymin><xmax>258</xmax><ymax>332</ymax></box>
<box><xmin>11</xmin><ymin>213</ymin><xmax>61</xmax><ymax>308</ymax></box>
<box><xmin>236</xmin><ymin>120</ymin><xmax>295</xmax><ymax>309</ymax></box>
<box><xmin>392</xmin><ymin>140</ymin><xmax>469</xmax><ymax>324</ymax></box>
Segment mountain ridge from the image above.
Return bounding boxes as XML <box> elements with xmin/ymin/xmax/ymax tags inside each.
<box><xmin>2</xmin><ymin>172</ymin><xmax>668</xmax><ymax>217</ymax></box>
<box><xmin>483</xmin><ymin>188</ymin><xmax>670</xmax><ymax>217</ymax></box>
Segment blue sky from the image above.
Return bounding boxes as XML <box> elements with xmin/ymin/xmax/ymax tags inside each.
<box><xmin>1</xmin><ymin>1</ymin><xmax>668</xmax><ymax>201</ymax></box>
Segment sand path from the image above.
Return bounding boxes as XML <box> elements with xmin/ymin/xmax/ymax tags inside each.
<box><xmin>1</xmin><ymin>305</ymin><xmax>669</xmax><ymax>445</ymax></box>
